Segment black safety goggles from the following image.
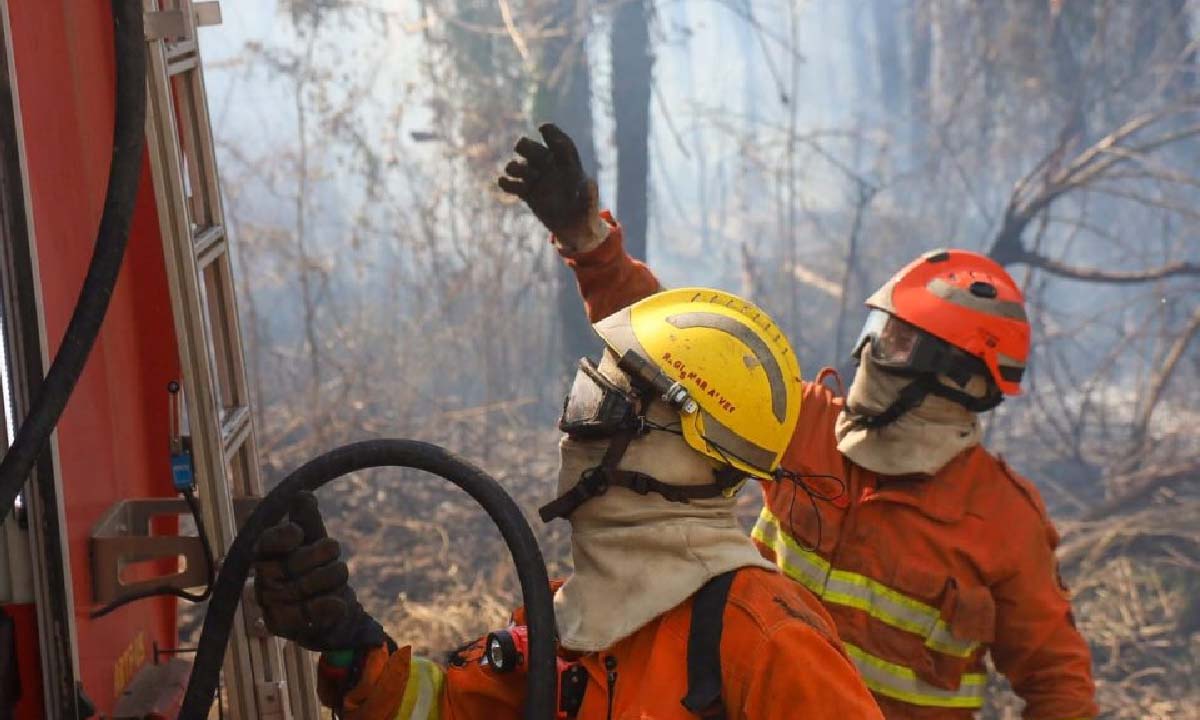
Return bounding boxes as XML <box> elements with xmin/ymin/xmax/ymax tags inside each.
<box><xmin>558</xmin><ymin>358</ymin><xmax>645</xmax><ymax>439</ymax></box>
<box><xmin>852</xmin><ymin>309</ymin><xmax>993</xmax><ymax>389</ymax></box>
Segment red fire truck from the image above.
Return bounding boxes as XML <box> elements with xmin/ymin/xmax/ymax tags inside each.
<box><xmin>0</xmin><ymin>2</ymin><xmax>320</xmax><ymax>717</ymax></box>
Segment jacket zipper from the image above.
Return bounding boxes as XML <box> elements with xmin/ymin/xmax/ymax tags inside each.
<box><xmin>604</xmin><ymin>655</ymin><xmax>618</xmax><ymax>720</ymax></box>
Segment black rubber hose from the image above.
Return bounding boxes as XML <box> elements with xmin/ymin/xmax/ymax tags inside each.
<box><xmin>178</xmin><ymin>439</ymin><xmax>556</xmax><ymax>720</ymax></box>
<box><xmin>0</xmin><ymin>0</ymin><xmax>146</xmax><ymax>522</ymax></box>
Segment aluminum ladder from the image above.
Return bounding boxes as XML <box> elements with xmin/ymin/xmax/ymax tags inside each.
<box><xmin>142</xmin><ymin>1</ymin><xmax>321</xmax><ymax>717</ymax></box>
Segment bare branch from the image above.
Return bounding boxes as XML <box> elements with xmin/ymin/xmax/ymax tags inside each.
<box><xmin>1134</xmin><ymin>305</ymin><xmax>1200</xmax><ymax>437</ymax></box>
<box><xmin>1080</xmin><ymin>462</ymin><xmax>1200</xmax><ymax>522</ymax></box>
<box><xmin>790</xmin><ymin>263</ymin><xmax>843</xmax><ymax>299</ymax></box>
<box><xmin>999</xmin><ymin>248</ymin><xmax>1200</xmax><ymax>284</ymax></box>
<box><xmin>990</xmin><ymin>101</ymin><xmax>1200</xmax><ymax>272</ymax></box>
<box><xmin>496</xmin><ymin>0</ymin><xmax>531</xmax><ymax>63</ymax></box>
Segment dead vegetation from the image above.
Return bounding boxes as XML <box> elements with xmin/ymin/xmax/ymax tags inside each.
<box><xmin>984</xmin><ymin>501</ymin><xmax>1200</xmax><ymax>720</ymax></box>
<box><xmin>205</xmin><ymin>0</ymin><xmax>1200</xmax><ymax>715</ymax></box>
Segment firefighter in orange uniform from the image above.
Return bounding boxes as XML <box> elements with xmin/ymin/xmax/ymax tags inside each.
<box><xmin>253</xmin><ymin>288</ymin><xmax>884</xmax><ymax>719</ymax></box>
<box><xmin>497</xmin><ymin>124</ymin><xmax>1098</xmax><ymax>719</ymax></box>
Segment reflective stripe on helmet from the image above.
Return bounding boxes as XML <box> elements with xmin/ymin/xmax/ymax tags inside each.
<box><xmin>751</xmin><ymin>509</ymin><xmax>979</xmax><ymax>658</ymax></box>
<box><xmin>996</xmin><ymin>351</ymin><xmax>1026</xmax><ymax>383</ymax></box>
<box><xmin>699</xmin><ymin>409</ymin><xmax>779</xmax><ymax>474</ymax></box>
<box><xmin>666</xmin><ymin>311</ymin><xmax>788</xmax><ymax>422</ymax></box>
<box><xmin>926</xmin><ymin>278</ymin><xmax>1028</xmax><ymax>321</ymax></box>
<box><xmin>843</xmin><ymin>643</ymin><xmax>987</xmax><ymax>709</ymax></box>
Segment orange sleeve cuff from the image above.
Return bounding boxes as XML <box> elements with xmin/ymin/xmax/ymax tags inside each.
<box><xmin>555</xmin><ymin>211</ymin><xmax>660</xmax><ymax>323</ymax></box>
<box><xmin>559</xmin><ymin>211</ymin><xmax>623</xmax><ymax>267</ymax></box>
<box><xmin>338</xmin><ymin>646</ymin><xmax>413</xmax><ymax>720</ymax></box>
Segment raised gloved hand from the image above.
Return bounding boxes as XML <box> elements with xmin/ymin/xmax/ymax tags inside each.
<box><xmin>253</xmin><ymin>492</ymin><xmax>389</xmax><ymax>653</ymax></box>
<box><xmin>498</xmin><ymin>123</ymin><xmax>609</xmax><ymax>254</ymax></box>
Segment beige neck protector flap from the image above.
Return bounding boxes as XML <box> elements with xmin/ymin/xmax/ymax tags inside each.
<box><xmin>552</xmin><ymin>356</ymin><xmax>773</xmax><ymax>652</ymax></box>
<box><xmin>835</xmin><ymin>350</ymin><xmax>983</xmax><ymax>476</ymax></box>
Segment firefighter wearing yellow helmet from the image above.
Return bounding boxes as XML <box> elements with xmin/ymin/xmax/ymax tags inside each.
<box><xmin>539</xmin><ymin>287</ymin><xmax>803</xmax><ymax>522</ymax></box>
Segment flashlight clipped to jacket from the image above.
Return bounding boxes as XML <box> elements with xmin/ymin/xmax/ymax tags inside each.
<box><xmin>486</xmin><ymin>625</ymin><xmax>586</xmax><ymax>719</ymax></box>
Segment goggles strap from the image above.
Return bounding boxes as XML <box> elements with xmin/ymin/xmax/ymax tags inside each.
<box><xmin>538</xmin><ymin>430</ymin><xmax>739</xmax><ymax>523</ymax></box>
<box><xmin>604</xmin><ymin>470</ymin><xmax>731</xmax><ymax>504</ymax></box>
<box><xmin>539</xmin><ymin>431</ymin><xmax>635</xmax><ymax>522</ymax></box>
<box><xmin>926</xmin><ymin>379</ymin><xmax>1004</xmax><ymax>413</ymax></box>
<box><xmin>851</xmin><ymin>374</ymin><xmax>1004</xmax><ymax>431</ymax></box>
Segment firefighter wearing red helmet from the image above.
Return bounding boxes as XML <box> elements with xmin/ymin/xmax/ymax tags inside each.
<box><xmin>500</xmin><ymin>125</ymin><xmax>1097</xmax><ymax>719</ymax></box>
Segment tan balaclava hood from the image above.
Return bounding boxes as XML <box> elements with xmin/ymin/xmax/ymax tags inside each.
<box><xmin>553</xmin><ymin>352</ymin><xmax>773</xmax><ymax>652</ymax></box>
<box><xmin>835</xmin><ymin>346</ymin><xmax>984</xmax><ymax>476</ymax></box>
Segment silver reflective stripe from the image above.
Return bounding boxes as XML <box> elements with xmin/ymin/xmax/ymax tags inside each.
<box><xmin>408</xmin><ymin>670</ymin><xmax>434</xmax><ymax>720</ymax></box>
<box><xmin>844</xmin><ymin>643</ymin><xmax>986</xmax><ymax>709</ymax></box>
<box><xmin>701</xmin><ymin>409</ymin><xmax>779</xmax><ymax>474</ymax></box>
<box><xmin>400</xmin><ymin>657</ymin><xmax>444</xmax><ymax>720</ymax></box>
<box><xmin>592</xmin><ymin>307</ymin><xmax>651</xmax><ymax>363</ymax></box>
<box><xmin>666</xmin><ymin>311</ymin><xmax>787</xmax><ymax>422</ymax></box>
<box><xmin>926</xmin><ymin>278</ymin><xmax>1027</xmax><ymax>321</ymax></box>
<box><xmin>751</xmin><ymin>507</ymin><xmax>829</xmax><ymax>593</ymax></box>
<box><xmin>752</xmin><ymin>509</ymin><xmax>979</xmax><ymax>657</ymax></box>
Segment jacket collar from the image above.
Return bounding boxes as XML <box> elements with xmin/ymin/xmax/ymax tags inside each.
<box><xmin>860</xmin><ymin>446</ymin><xmax>983</xmax><ymax>523</ymax></box>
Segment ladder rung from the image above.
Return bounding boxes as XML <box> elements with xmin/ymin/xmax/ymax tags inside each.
<box><xmin>221</xmin><ymin>405</ymin><xmax>252</xmax><ymax>457</ymax></box>
<box><xmin>194</xmin><ymin>225</ymin><xmax>226</xmax><ymax>269</ymax></box>
<box><xmin>195</xmin><ymin>2</ymin><xmax>224</xmax><ymax>28</ymax></box>
<box><xmin>144</xmin><ymin>10</ymin><xmax>187</xmax><ymax>41</ymax></box>
<box><xmin>167</xmin><ymin>42</ymin><xmax>199</xmax><ymax>76</ymax></box>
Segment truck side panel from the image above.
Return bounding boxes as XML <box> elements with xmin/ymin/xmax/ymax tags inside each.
<box><xmin>7</xmin><ymin>0</ymin><xmax>183</xmax><ymax>713</ymax></box>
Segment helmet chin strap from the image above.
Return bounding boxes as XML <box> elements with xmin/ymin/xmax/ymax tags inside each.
<box><xmin>851</xmin><ymin>373</ymin><xmax>1003</xmax><ymax>431</ymax></box>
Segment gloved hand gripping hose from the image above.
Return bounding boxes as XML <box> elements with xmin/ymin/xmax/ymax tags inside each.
<box><xmin>178</xmin><ymin>439</ymin><xmax>557</xmax><ymax>720</ymax></box>
<box><xmin>0</xmin><ymin>0</ymin><xmax>146</xmax><ymax>522</ymax></box>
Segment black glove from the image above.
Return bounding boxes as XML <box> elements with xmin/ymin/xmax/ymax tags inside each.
<box><xmin>498</xmin><ymin>123</ymin><xmax>606</xmax><ymax>252</ymax></box>
<box><xmin>253</xmin><ymin>492</ymin><xmax>389</xmax><ymax>653</ymax></box>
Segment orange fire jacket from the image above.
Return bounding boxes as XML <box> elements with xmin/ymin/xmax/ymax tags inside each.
<box><xmin>328</xmin><ymin>568</ymin><xmax>883</xmax><ymax>719</ymax></box>
<box><xmin>561</xmin><ymin>220</ymin><xmax>1098</xmax><ymax>720</ymax></box>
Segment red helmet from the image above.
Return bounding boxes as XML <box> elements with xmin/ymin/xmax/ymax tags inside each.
<box><xmin>861</xmin><ymin>249</ymin><xmax>1029</xmax><ymax>396</ymax></box>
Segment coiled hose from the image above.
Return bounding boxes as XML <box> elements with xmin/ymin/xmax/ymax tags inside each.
<box><xmin>178</xmin><ymin>439</ymin><xmax>557</xmax><ymax>720</ymax></box>
<box><xmin>0</xmin><ymin>0</ymin><xmax>145</xmax><ymax>522</ymax></box>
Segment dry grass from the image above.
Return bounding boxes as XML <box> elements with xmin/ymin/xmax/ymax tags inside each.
<box><xmin>178</xmin><ymin>411</ymin><xmax>1199</xmax><ymax>717</ymax></box>
<box><xmin>983</xmin><ymin>501</ymin><xmax>1200</xmax><ymax>719</ymax></box>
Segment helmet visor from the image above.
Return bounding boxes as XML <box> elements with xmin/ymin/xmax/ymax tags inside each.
<box><xmin>855</xmin><ymin>309</ymin><xmax>990</xmax><ymax>387</ymax></box>
<box><xmin>854</xmin><ymin>309</ymin><xmax>920</xmax><ymax>367</ymax></box>
<box><xmin>558</xmin><ymin>358</ymin><xmax>641</xmax><ymax>439</ymax></box>
<box><xmin>872</xmin><ymin>310</ymin><xmax>923</xmax><ymax>366</ymax></box>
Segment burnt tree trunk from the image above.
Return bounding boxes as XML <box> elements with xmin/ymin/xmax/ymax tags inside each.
<box><xmin>871</xmin><ymin>0</ymin><xmax>903</xmax><ymax>115</ymax></box>
<box><xmin>611</xmin><ymin>0</ymin><xmax>652</xmax><ymax>261</ymax></box>
<box><xmin>535</xmin><ymin>0</ymin><xmax>600</xmax><ymax>376</ymax></box>
<box><xmin>908</xmin><ymin>0</ymin><xmax>932</xmax><ymax>158</ymax></box>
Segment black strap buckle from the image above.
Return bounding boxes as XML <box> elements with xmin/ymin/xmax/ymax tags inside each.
<box><xmin>627</xmin><ymin>472</ymin><xmax>652</xmax><ymax>495</ymax></box>
<box><xmin>579</xmin><ymin>467</ymin><xmax>609</xmax><ymax>496</ymax></box>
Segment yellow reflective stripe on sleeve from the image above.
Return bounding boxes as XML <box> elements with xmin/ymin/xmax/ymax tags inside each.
<box><xmin>752</xmin><ymin>508</ymin><xmax>979</xmax><ymax>658</ymax></box>
<box><xmin>396</xmin><ymin>656</ymin><xmax>444</xmax><ymax>720</ymax></box>
<box><xmin>844</xmin><ymin>643</ymin><xmax>986</xmax><ymax>709</ymax></box>
<box><xmin>750</xmin><ymin>506</ymin><xmax>830</xmax><ymax>594</ymax></box>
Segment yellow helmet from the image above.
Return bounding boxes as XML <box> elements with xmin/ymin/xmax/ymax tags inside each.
<box><xmin>593</xmin><ymin>288</ymin><xmax>802</xmax><ymax>480</ymax></box>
